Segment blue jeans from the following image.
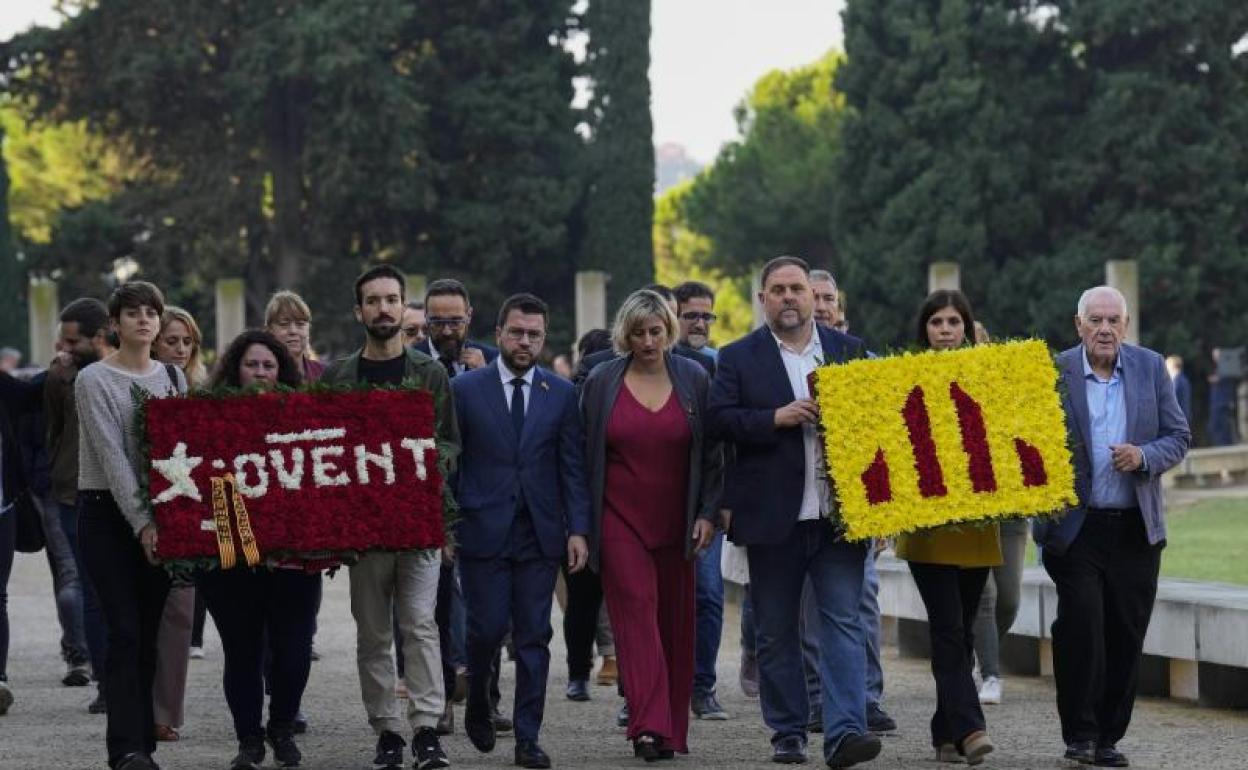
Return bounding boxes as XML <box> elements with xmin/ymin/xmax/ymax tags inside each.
<box><xmin>62</xmin><ymin>502</ymin><xmax>108</xmax><ymax>679</ymax></box>
<box><xmin>693</xmin><ymin>531</ymin><xmax>725</xmax><ymax>696</ymax></box>
<box><xmin>862</xmin><ymin>555</ymin><xmax>884</xmax><ymax>707</ymax></box>
<box><xmin>748</xmin><ymin>521</ymin><xmax>868</xmax><ymax>756</ymax></box>
<box><xmin>801</xmin><ymin>553</ymin><xmax>885</xmax><ymax>713</ymax></box>
<box><xmin>42</xmin><ymin>496</ymin><xmax>87</xmax><ymax>664</ymax></box>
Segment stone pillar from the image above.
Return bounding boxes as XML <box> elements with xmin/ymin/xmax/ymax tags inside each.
<box><xmin>215</xmin><ymin>278</ymin><xmax>246</xmax><ymax>355</ymax></box>
<box><xmin>1169</xmin><ymin>659</ymin><xmax>1199</xmax><ymax>702</ymax></box>
<box><xmin>406</xmin><ymin>273</ymin><xmax>427</xmax><ymax>305</ymax></box>
<box><xmin>575</xmin><ymin>271</ymin><xmax>609</xmax><ymax>348</ymax></box>
<box><xmin>1238</xmin><ymin>381</ymin><xmax>1248</xmax><ymax>444</ymax></box>
<box><xmin>1105</xmin><ymin>259</ymin><xmax>1140</xmax><ymax>345</ymax></box>
<box><xmin>751</xmin><ymin>271</ymin><xmax>765</xmax><ymax>329</ymax></box>
<box><xmin>928</xmin><ymin>262</ymin><xmax>960</xmax><ymax>293</ymax></box>
<box><xmin>27</xmin><ymin>276</ymin><xmax>59</xmax><ymax>366</ymax></box>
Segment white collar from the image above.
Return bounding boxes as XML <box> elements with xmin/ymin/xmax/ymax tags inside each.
<box><xmin>771</xmin><ymin>322</ymin><xmax>821</xmax><ymax>357</ymax></box>
<box><xmin>498</xmin><ymin>358</ymin><xmax>535</xmax><ymax>387</ymax></box>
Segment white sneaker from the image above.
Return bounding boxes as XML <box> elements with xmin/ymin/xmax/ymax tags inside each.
<box><xmin>189</xmin><ymin>646</ymin><xmax>205</xmax><ymax>660</ymax></box>
<box><xmin>978</xmin><ymin>676</ymin><xmax>1002</xmax><ymax>705</ymax></box>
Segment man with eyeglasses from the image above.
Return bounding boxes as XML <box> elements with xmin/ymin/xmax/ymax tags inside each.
<box><xmin>451</xmin><ymin>293</ymin><xmax>590</xmax><ymax>768</ymax></box>
<box><xmin>402</xmin><ymin>301</ymin><xmax>429</xmax><ymax>349</ymax></box>
<box><xmin>670</xmin><ymin>281</ymin><xmax>731</xmax><ymax>722</ymax></box>
<box><xmin>674</xmin><ymin>281</ymin><xmax>719</xmax><ymax>362</ymax></box>
<box><xmin>417</xmin><ymin>278</ymin><xmax>509</xmax><ymax>739</ymax></box>
<box><xmin>418</xmin><ymin>279</ymin><xmax>499</xmax><ymax>377</ymax></box>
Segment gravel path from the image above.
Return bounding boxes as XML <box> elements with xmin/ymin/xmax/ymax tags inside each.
<box><xmin>3</xmin><ymin>550</ymin><xmax>1245</xmax><ymax>769</ymax></box>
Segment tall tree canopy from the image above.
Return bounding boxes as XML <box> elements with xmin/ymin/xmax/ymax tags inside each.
<box><xmin>579</xmin><ymin>0</ymin><xmax>656</xmax><ymax>308</ymax></box>
<box><xmin>654</xmin><ymin>180</ymin><xmax>754</xmax><ymax>346</ymax></box>
<box><xmin>411</xmin><ymin>0</ymin><xmax>584</xmax><ymax>347</ymax></box>
<box><xmin>834</xmin><ymin>0</ymin><xmax>1248</xmax><ymax>355</ymax></box>
<box><xmin>683</xmin><ymin>52</ymin><xmax>847</xmax><ymax>279</ymax></box>
<box><xmin>3</xmin><ymin>0</ymin><xmax>590</xmax><ymax>351</ymax></box>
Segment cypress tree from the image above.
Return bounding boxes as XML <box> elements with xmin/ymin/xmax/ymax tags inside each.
<box><xmin>411</xmin><ymin>0</ymin><xmax>584</xmax><ymax>345</ymax></box>
<box><xmin>580</xmin><ymin>0</ymin><xmax>656</xmax><ymax>307</ymax></box>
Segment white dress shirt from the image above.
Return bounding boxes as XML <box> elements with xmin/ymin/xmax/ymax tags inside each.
<box><xmin>498</xmin><ymin>359</ymin><xmax>534</xmax><ymax>414</ymax></box>
<box><xmin>772</xmin><ymin>323</ymin><xmax>825</xmax><ymax>522</ymax></box>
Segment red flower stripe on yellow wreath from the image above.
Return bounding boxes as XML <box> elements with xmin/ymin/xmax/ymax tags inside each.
<box><xmin>814</xmin><ymin>340</ymin><xmax>1076</xmax><ymax>541</ymax></box>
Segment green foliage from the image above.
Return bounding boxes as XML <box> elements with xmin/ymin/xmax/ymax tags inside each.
<box><xmin>409</xmin><ymin>0</ymin><xmax>585</xmax><ymax>351</ymax></box>
<box><xmin>5</xmin><ymin>0</ymin><xmax>437</xmax><ymax>351</ymax></box>
<box><xmin>834</xmin><ymin>0</ymin><xmax>1248</xmax><ymax>356</ymax></box>
<box><xmin>654</xmin><ymin>181</ymin><xmax>753</xmax><ymax>347</ymax></box>
<box><xmin>683</xmin><ymin>52</ymin><xmax>847</xmax><ymax>277</ymax></box>
<box><xmin>0</xmin><ymin>104</ymin><xmax>132</xmax><ymax>245</ymax></box>
<box><xmin>580</xmin><ymin>0</ymin><xmax>656</xmax><ymax>308</ymax></box>
<box><xmin>0</xmin><ymin>121</ymin><xmax>21</xmax><ymax>348</ymax></box>
<box><xmin>3</xmin><ymin>0</ymin><xmax>592</xmax><ymax>354</ymax></box>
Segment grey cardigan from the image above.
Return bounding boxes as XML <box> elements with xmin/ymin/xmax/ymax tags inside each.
<box><xmin>580</xmin><ymin>352</ymin><xmax>724</xmax><ymax>572</ymax></box>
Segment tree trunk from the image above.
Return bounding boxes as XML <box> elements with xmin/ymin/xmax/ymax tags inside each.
<box><xmin>266</xmin><ymin>83</ymin><xmax>308</xmax><ymax>291</ymax></box>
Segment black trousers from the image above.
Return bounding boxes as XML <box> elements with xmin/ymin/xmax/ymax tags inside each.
<box><xmin>434</xmin><ymin>561</ymin><xmax>500</xmax><ymax>707</ymax></box>
<box><xmin>79</xmin><ymin>491</ymin><xmax>171</xmax><ymax>767</ymax></box>
<box><xmin>562</xmin><ymin>563</ymin><xmax>604</xmax><ymax>681</ymax></box>
<box><xmin>1043</xmin><ymin>511</ymin><xmax>1161</xmax><ymax>746</ymax></box>
<box><xmin>197</xmin><ymin>566</ymin><xmax>320</xmax><ymax>740</ymax></box>
<box><xmin>908</xmin><ymin>561</ymin><xmax>989</xmax><ymax>749</ymax></box>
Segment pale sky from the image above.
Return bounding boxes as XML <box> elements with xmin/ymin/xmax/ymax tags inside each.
<box><xmin>1</xmin><ymin>0</ymin><xmax>845</xmax><ymax>165</ymax></box>
<box><xmin>651</xmin><ymin>0</ymin><xmax>845</xmax><ymax>162</ymax></box>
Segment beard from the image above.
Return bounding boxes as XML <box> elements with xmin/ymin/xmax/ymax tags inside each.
<box><xmin>365</xmin><ymin>321</ymin><xmax>400</xmax><ymax>341</ymax></box>
<box><xmin>433</xmin><ymin>336</ymin><xmax>463</xmax><ymax>361</ymax></box>
<box><xmin>502</xmin><ymin>349</ymin><xmax>534</xmax><ymax>374</ymax></box>
<box><xmin>70</xmin><ymin>347</ymin><xmax>99</xmax><ymax>369</ymax></box>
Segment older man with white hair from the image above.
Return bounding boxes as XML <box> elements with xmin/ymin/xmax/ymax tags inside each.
<box><xmin>1033</xmin><ymin>286</ymin><xmax>1189</xmax><ymax>768</ymax></box>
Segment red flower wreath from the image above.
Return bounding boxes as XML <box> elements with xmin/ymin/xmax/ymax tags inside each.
<box><xmin>142</xmin><ymin>388</ymin><xmax>446</xmax><ymax>566</ymax></box>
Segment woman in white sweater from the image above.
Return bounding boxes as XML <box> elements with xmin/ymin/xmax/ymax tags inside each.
<box><xmin>76</xmin><ymin>282</ymin><xmax>185</xmax><ymax>770</ymax></box>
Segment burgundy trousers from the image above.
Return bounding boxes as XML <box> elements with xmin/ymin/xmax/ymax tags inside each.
<box><xmin>600</xmin><ymin>517</ymin><xmax>695</xmax><ymax>753</ymax></box>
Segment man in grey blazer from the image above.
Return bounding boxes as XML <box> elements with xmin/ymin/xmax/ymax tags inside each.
<box><xmin>1033</xmin><ymin>286</ymin><xmax>1189</xmax><ymax>768</ymax></box>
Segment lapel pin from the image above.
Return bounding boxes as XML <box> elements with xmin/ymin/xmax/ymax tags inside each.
<box><xmin>540</xmin><ymin>380</ymin><xmax>549</xmax><ymax>391</ymax></box>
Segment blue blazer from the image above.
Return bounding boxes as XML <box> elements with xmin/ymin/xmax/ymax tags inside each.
<box><xmin>707</xmin><ymin>324</ymin><xmax>867</xmax><ymax>546</ymax></box>
<box><xmin>451</xmin><ymin>362</ymin><xmax>591</xmax><ymax>560</ymax></box>
<box><xmin>1032</xmin><ymin>344</ymin><xmax>1190</xmax><ymax>555</ymax></box>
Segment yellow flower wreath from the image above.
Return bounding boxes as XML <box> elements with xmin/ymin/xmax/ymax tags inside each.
<box><xmin>814</xmin><ymin>340</ymin><xmax>1075</xmax><ymax>541</ymax></box>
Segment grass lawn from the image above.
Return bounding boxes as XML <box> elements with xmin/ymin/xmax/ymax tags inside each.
<box><xmin>1022</xmin><ymin>497</ymin><xmax>1248</xmax><ymax>585</ymax></box>
<box><xmin>1160</xmin><ymin>498</ymin><xmax>1248</xmax><ymax>585</ymax></box>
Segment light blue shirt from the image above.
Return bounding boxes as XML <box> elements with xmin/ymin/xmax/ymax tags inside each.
<box><xmin>1081</xmin><ymin>347</ymin><xmax>1137</xmax><ymax>508</ymax></box>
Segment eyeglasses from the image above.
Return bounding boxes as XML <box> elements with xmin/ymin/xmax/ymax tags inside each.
<box><xmin>402</xmin><ymin>326</ymin><xmax>425</xmax><ymax>337</ymax></box>
<box><xmin>503</xmin><ymin>328</ymin><xmax>545</xmax><ymax>342</ymax></box>
<box><xmin>427</xmin><ymin>317</ymin><xmax>468</xmax><ymax>330</ymax></box>
<box><xmin>679</xmin><ymin>312</ymin><xmax>717</xmax><ymax>323</ymax></box>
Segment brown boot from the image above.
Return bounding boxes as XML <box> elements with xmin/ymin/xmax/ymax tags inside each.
<box><xmin>596</xmin><ymin>656</ymin><xmax>618</xmax><ymax>686</ymax></box>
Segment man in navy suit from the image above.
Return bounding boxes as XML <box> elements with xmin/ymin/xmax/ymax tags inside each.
<box><xmin>708</xmin><ymin>256</ymin><xmax>880</xmax><ymax>769</ymax></box>
<box><xmin>1033</xmin><ymin>286</ymin><xmax>1189</xmax><ymax>768</ymax></box>
<box><xmin>452</xmin><ymin>293</ymin><xmax>591</xmax><ymax>769</ymax></box>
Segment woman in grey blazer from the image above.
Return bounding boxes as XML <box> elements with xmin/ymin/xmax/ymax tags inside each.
<box><xmin>580</xmin><ymin>289</ymin><xmax>723</xmax><ymax>761</ymax></box>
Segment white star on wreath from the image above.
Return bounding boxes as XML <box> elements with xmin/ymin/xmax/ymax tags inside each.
<box><xmin>151</xmin><ymin>442</ymin><xmax>204</xmax><ymax>503</ymax></box>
